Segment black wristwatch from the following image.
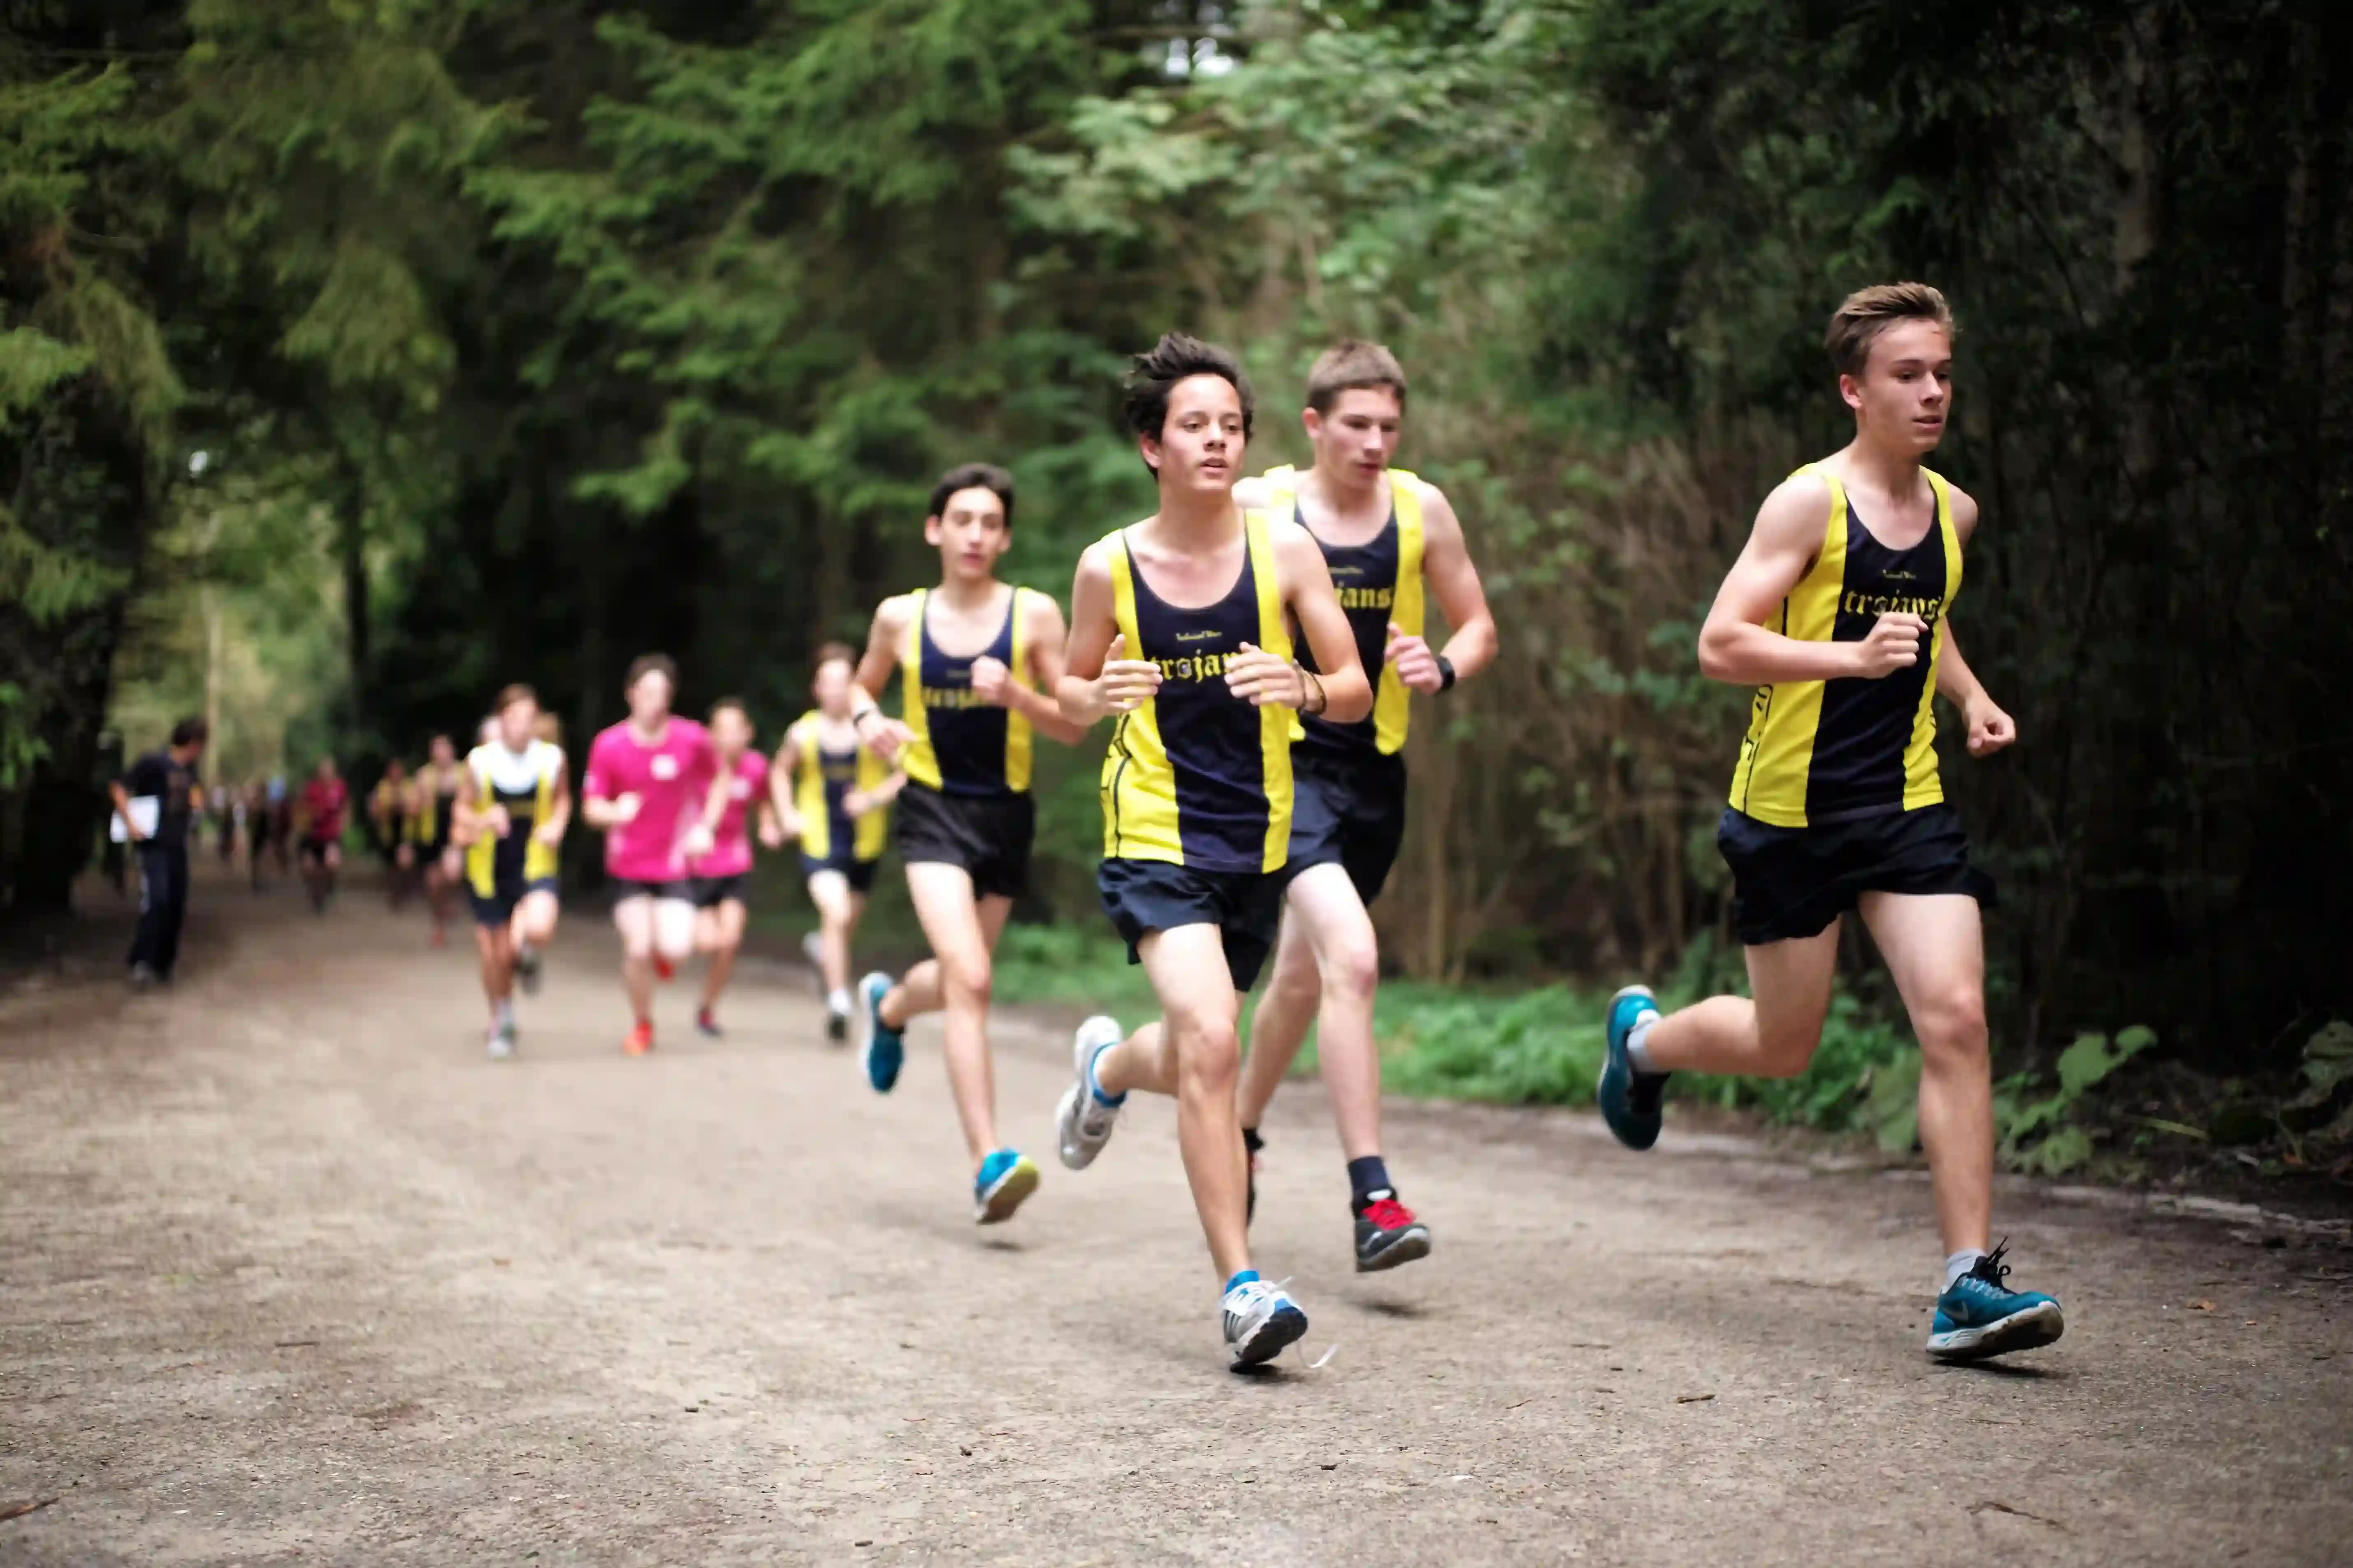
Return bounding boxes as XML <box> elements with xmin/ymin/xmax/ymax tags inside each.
<box><xmin>1435</xmin><ymin>654</ymin><xmax>1457</xmax><ymax>692</ymax></box>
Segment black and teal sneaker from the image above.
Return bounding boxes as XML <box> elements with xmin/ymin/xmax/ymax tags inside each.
<box><xmin>1596</xmin><ymin>983</ymin><xmax>1668</xmax><ymax>1150</ymax></box>
<box><xmin>856</xmin><ymin>971</ymin><xmax>903</xmax><ymax>1093</ymax></box>
<box><xmin>1928</xmin><ymin>1242</ymin><xmax>2065</xmax><ymax>1361</ymax></box>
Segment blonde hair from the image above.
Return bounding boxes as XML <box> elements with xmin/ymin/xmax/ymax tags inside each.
<box><xmin>1825</xmin><ymin>283</ymin><xmax>1956</xmax><ymax>378</ymax></box>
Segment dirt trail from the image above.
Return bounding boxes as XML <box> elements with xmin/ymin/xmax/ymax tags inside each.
<box><xmin>3</xmin><ymin>863</ymin><xmax>2349</xmax><ymax>1566</ymax></box>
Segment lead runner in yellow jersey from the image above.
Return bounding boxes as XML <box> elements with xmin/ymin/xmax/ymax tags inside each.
<box><xmin>1227</xmin><ymin>341</ymin><xmax>1497</xmax><ymax>1277</ymax></box>
<box><xmin>841</xmin><ymin>462</ymin><xmax>1089</xmax><ymax>1228</ymax></box>
<box><xmin>1051</xmin><ymin>333</ymin><xmax>1373</xmax><ymax>1370</ymax></box>
<box><xmin>1597</xmin><ymin>284</ymin><xmax>2065</xmax><ymax>1363</ymax></box>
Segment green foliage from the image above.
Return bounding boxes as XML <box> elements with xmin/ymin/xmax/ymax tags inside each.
<box><xmin>1997</xmin><ymin>1027</ymin><xmax>2158</xmax><ymax>1176</ymax></box>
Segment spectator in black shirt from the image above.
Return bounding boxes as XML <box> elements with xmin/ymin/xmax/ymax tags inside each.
<box><xmin>111</xmin><ymin>717</ymin><xmax>209</xmax><ymax>985</ymax></box>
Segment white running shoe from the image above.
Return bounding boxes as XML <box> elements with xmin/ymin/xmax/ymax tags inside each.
<box><xmin>487</xmin><ymin>1020</ymin><xmax>516</xmax><ymax>1061</ymax></box>
<box><xmin>1221</xmin><ymin>1277</ymin><xmax>1309</xmax><ymax>1369</ymax></box>
<box><xmin>1056</xmin><ymin>1015</ymin><xmax>1125</xmax><ymax>1170</ymax></box>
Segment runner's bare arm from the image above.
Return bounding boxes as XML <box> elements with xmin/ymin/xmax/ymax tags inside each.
<box><xmin>1389</xmin><ymin>480</ymin><xmax>1496</xmax><ymax>691</ymax></box>
<box><xmin>1698</xmin><ymin>472</ymin><xmax>1924</xmax><ymax>686</ymax></box>
<box><xmin>534</xmin><ymin>755</ymin><xmax>573</xmax><ymax>845</ymax></box>
<box><xmin>768</xmin><ymin>724</ymin><xmax>806</xmax><ymax>840</ymax></box>
<box><xmin>849</xmin><ymin>596</ymin><xmax>917</xmax><ymax>758</ymax></box>
<box><xmin>1933</xmin><ymin>488</ymin><xmax>2013</xmax><ymax>756</ymax></box>
<box><xmin>1009</xmin><ymin>591</ymin><xmax>1089</xmax><ymax>746</ymax></box>
<box><xmin>1057</xmin><ymin>540</ymin><xmax>1160</xmax><ymax>725</ymax></box>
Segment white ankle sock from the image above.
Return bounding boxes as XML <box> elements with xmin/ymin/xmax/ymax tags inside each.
<box><xmin>827</xmin><ymin>988</ymin><xmax>851</xmax><ymax>1014</ymax></box>
<box><xmin>1944</xmin><ymin>1249</ymin><xmax>1989</xmax><ymax>1291</ymax></box>
<box><xmin>1624</xmin><ymin>1014</ymin><xmax>1661</xmax><ymax>1074</ymax></box>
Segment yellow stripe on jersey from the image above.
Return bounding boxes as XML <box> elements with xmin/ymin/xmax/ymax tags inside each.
<box><xmin>1901</xmin><ymin>472</ymin><xmax>1961</xmax><ymax>812</ymax></box>
<box><xmin>1005</xmin><ymin>587</ymin><xmax>1035</xmax><ymax>793</ymax></box>
<box><xmin>899</xmin><ymin>590</ymin><xmax>939</xmax><ymax>790</ymax></box>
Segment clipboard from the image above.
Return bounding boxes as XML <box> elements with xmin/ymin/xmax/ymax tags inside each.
<box><xmin>110</xmin><ymin>795</ymin><xmax>160</xmax><ymax>843</ymax></box>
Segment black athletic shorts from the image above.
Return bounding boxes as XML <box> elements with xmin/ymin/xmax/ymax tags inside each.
<box><xmin>610</xmin><ymin>877</ymin><xmax>692</xmax><ymax>902</ymax></box>
<box><xmin>896</xmin><ymin>782</ymin><xmax>1033</xmax><ymax>901</ymax></box>
<box><xmin>1283</xmin><ymin>749</ymin><xmax>1408</xmax><ymax>903</ymax></box>
<box><xmin>1719</xmin><ymin>803</ymin><xmax>1996</xmax><ymax>946</ymax></box>
<box><xmin>472</xmin><ymin>874</ymin><xmax>559</xmax><ymax>927</ymax></box>
<box><xmin>691</xmin><ymin>872</ymin><xmax>752</xmax><ymax>909</ymax></box>
<box><xmin>1098</xmin><ymin>857</ymin><xmax>1286</xmax><ymax>992</ymax></box>
<box><xmin>298</xmin><ymin>837</ymin><xmax>339</xmax><ymax>867</ymax></box>
<box><xmin>799</xmin><ymin>855</ymin><xmax>880</xmax><ymax>895</ymax></box>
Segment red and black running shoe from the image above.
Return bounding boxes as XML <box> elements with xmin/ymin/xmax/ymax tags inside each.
<box><xmin>1353</xmin><ymin>1192</ymin><xmax>1432</xmax><ymax>1273</ymax></box>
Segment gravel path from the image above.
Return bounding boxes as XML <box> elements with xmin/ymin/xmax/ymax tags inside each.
<box><xmin>4</xmin><ymin>864</ymin><xmax>2349</xmax><ymax>1565</ymax></box>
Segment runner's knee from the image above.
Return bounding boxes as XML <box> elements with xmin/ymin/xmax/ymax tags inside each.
<box><xmin>941</xmin><ymin>950</ymin><xmax>993</xmax><ymax>1007</ymax></box>
<box><xmin>1913</xmin><ymin>986</ymin><xmax>1989</xmax><ymax>1067</ymax></box>
<box><xmin>1752</xmin><ymin>1012</ymin><xmax>1826</xmax><ymax>1078</ymax></box>
<box><xmin>1172</xmin><ymin>1016</ymin><xmax>1241</xmax><ymax>1095</ymax></box>
<box><xmin>1319</xmin><ymin>935</ymin><xmax>1379</xmax><ymax>1004</ymax></box>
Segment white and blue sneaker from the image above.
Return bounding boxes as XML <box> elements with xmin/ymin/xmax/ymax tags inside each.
<box><xmin>1928</xmin><ymin>1242</ymin><xmax>2065</xmax><ymax>1361</ymax></box>
<box><xmin>1221</xmin><ymin>1273</ymin><xmax>1309</xmax><ymax>1370</ymax></box>
<box><xmin>1056</xmin><ymin>1015</ymin><xmax>1126</xmax><ymax>1170</ymax></box>
<box><xmin>1596</xmin><ymin>983</ymin><xmax>1667</xmax><ymax>1150</ymax></box>
<box><xmin>857</xmin><ymin>971</ymin><xmax>903</xmax><ymax>1093</ymax></box>
<box><xmin>973</xmin><ymin>1148</ymin><xmax>1040</xmax><ymax>1225</ymax></box>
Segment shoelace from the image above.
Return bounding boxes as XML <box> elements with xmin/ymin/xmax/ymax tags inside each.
<box><xmin>1964</xmin><ymin>1238</ymin><xmax>2017</xmax><ymax>1293</ymax></box>
<box><xmin>1361</xmin><ymin>1196</ymin><xmax>1418</xmax><ymax>1231</ymax></box>
<box><xmin>1226</xmin><ymin>1278</ymin><xmax>1341</xmax><ymax>1369</ymax></box>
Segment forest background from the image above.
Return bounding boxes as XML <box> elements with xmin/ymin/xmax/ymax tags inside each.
<box><xmin>5</xmin><ymin>0</ymin><xmax>2349</xmax><ymax>1165</ymax></box>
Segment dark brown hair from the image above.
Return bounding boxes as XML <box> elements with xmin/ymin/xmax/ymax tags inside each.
<box><xmin>623</xmin><ymin>654</ymin><xmax>678</xmax><ymax>693</ymax></box>
<box><xmin>812</xmin><ymin>640</ymin><xmax>859</xmax><ymax>672</ymax></box>
<box><xmin>928</xmin><ymin>463</ymin><xmax>1015</xmax><ymax>528</ymax></box>
<box><xmin>493</xmin><ymin>683</ymin><xmax>537</xmax><ymax>714</ymax></box>
<box><xmin>1123</xmin><ymin>332</ymin><xmax>1253</xmax><ymax>451</ymax></box>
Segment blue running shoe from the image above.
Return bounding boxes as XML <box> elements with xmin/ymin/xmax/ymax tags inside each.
<box><xmin>973</xmin><ymin>1149</ymin><xmax>1040</xmax><ymax>1225</ymax></box>
<box><xmin>1928</xmin><ymin>1241</ymin><xmax>2065</xmax><ymax>1361</ymax></box>
<box><xmin>1596</xmin><ymin>983</ymin><xmax>1668</xmax><ymax>1150</ymax></box>
<box><xmin>857</xmin><ymin>971</ymin><xmax>903</xmax><ymax>1093</ymax></box>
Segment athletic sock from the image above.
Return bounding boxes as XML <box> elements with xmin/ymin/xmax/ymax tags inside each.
<box><xmin>1624</xmin><ymin>1015</ymin><xmax>1662</xmax><ymax>1075</ymax></box>
<box><xmin>1223</xmin><ymin>1269</ymin><xmax>1260</xmax><ymax>1295</ymax></box>
<box><xmin>1086</xmin><ymin>1041</ymin><xmax>1126</xmax><ymax>1107</ymax></box>
<box><xmin>1944</xmin><ymin>1249</ymin><xmax>1990</xmax><ymax>1292</ymax></box>
<box><xmin>826</xmin><ymin>988</ymin><xmax>851</xmax><ymax>1014</ymax></box>
<box><xmin>1242</xmin><ymin>1127</ymin><xmax>1265</xmax><ymax>1157</ymax></box>
<box><xmin>1347</xmin><ymin>1156</ymin><xmax>1394</xmax><ymax>1214</ymax></box>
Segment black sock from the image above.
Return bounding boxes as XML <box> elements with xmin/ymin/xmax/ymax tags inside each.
<box><xmin>1347</xmin><ymin>1155</ymin><xmax>1392</xmax><ymax>1213</ymax></box>
<box><xmin>1243</xmin><ymin>1127</ymin><xmax>1265</xmax><ymax>1157</ymax></box>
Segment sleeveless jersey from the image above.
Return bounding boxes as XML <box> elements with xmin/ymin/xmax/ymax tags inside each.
<box><xmin>464</xmin><ymin>740</ymin><xmax>564</xmax><ymax>897</ymax></box>
<box><xmin>409</xmin><ymin>765</ymin><xmax>463</xmax><ymax>850</ymax></box>
<box><xmin>900</xmin><ymin>586</ymin><xmax>1042</xmax><ymax>797</ymax></box>
<box><xmin>372</xmin><ymin>779</ymin><xmax>409</xmax><ymax>837</ymax></box>
<box><xmin>794</xmin><ymin>712</ymin><xmax>891</xmax><ymax>862</ymax></box>
<box><xmin>1726</xmin><ymin>464</ymin><xmax>1962</xmax><ymax>827</ymax></box>
<box><xmin>1098</xmin><ymin>513</ymin><xmax>1294</xmax><ymax>874</ymax></box>
<box><xmin>1253</xmin><ymin>466</ymin><xmax>1426</xmax><ymax>757</ymax></box>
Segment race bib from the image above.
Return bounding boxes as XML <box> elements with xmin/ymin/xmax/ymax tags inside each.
<box><xmin>651</xmin><ymin>754</ymin><xmax>680</xmax><ymax>781</ymax></box>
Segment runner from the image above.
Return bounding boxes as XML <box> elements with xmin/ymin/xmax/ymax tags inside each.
<box><xmin>1595</xmin><ymin>283</ymin><xmax>2063</xmax><ymax>1362</ymax></box>
<box><xmin>370</xmin><ymin>758</ymin><xmax>418</xmax><ymax>912</ymax></box>
<box><xmin>296</xmin><ymin>757</ymin><xmax>348</xmax><ymax>913</ymax></box>
<box><xmin>773</xmin><ymin>645</ymin><xmax>903</xmax><ymax>1041</ymax></box>
<box><xmin>111</xmin><ymin>717</ymin><xmax>209</xmax><ymax>986</ymax></box>
<box><xmin>457</xmin><ymin>686</ymin><xmax>571</xmax><ymax>1060</ymax></box>
<box><xmin>246</xmin><ymin>779</ymin><xmax>274</xmax><ymax>891</ymax></box>
<box><xmin>581</xmin><ymin>654</ymin><xmax>724</xmax><ymax>1056</ymax></box>
<box><xmin>1227</xmin><ymin>342</ymin><xmax>1497</xmax><ymax>1271</ymax></box>
<box><xmin>685</xmin><ymin>698</ymin><xmax>784</xmax><ymax>1039</ymax></box>
<box><xmin>1049</xmin><ymin>332</ymin><xmax>1372</xmax><ymax>1368</ymax></box>
<box><xmin>410</xmin><ymin>734</ymin><xmax>466</xmax><ymax>947</ymax></box>
<box><xmin>842</xmin><ymin>462</ymin><xmax>1085</xmax><ymax>1225</ymax></box>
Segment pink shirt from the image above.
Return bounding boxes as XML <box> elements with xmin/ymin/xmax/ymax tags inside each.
<box><xmin>583</xmin><ymin>718</ymin><xmax>717</xmax><ymax>883</ymax></box>
<box><xmin>689</xmin><ymin>749</ymin><xmax>768</xmax><ymax>878</ymax></box>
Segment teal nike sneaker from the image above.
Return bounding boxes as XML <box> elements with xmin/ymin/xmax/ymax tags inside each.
<box><xmin>1596</xmin><ymin>983</ymin><xmax>1668</xmax><ymax>1150</ymax></box>
<box><xmin>857</xmin><ymin>971</ymin><xmax>903</xmax><ymax>1093</ymax></box>
<box><xmin>973</xmin><ymin>1149</ymin><xmax>1040</xmax><ymax>1225</ymax></box>
<box><xmin>1928</xmin><ymin>1241</ymin><xmax>2065</xmax><ymax>1361</ymax></box>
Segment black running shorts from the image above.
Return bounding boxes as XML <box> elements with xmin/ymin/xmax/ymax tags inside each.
<box><xmin>472</xmin><ymin>874</ymin><xmax>559</xmax><ymax>927</ymax></box>
<box><xmin>1097</xmin><ymin>857</ymin><xmax>1286</xmax><ymax>992</ymax></box>
<box><xmin>1718</xmin><ymin>803</ymin><xmax>1995</xmax><ymax>946</ymax></box>
<box><xmin>610</xmin><ymin>877</ymin><xmax>692</xmax><ymax>902</ymax></box>
<box><xmin>895</xmin><ymin>782</ymin><xmax>1033</xmax><ymax>901</ymax></box>
<box><xmin>690</xmin><ymin>872</ymin><xmax>752</xmax><ymax>909</ymax></box>
<box><xmin>1283</xmin><ymin>749</ymin><xmax>1408</xmax><ymax>903</ymax></box>
<box><xmin>798</xmin><ymin>854</ymin><xmax>880</xmax><ymax>895</ymax></box>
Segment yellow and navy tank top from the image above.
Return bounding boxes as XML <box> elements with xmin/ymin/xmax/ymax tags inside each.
<box><xmin>409</xmin><ymin>765</ymin><xmax>462</xmax><ymax>849</ymax></box>
<box><xmin>372</xmin><ymin>778</ymin><xmax>409</xmax><ymax>836</ymax></box>
<box><xmin>1099</xmin><ymin>513</ymin><xmax>1294</xmax><ymax>874</ymax></box>
<box><xmin>1254</xmin><ymin>466</ymin><xmax>1427</xmax><ymax>758</ymax></box>
<box><xmin>900</xmin><ymin>586</ymin><xmax>1040</xmax><ymax>797</ymax></box>
<box><xmin>794</xmin><ymin>712</ymin><xmax>890</xmax><ymax>862</ymax></box>
<box><xmin>464</xmin><ymin>740</ymin><xmax>564</xmax><ymax>896</ymax></box>
<box><xmin>1727</xmin><ymin>464</ymin><xmax>1962</xmax><ymax>828</ymax></box>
